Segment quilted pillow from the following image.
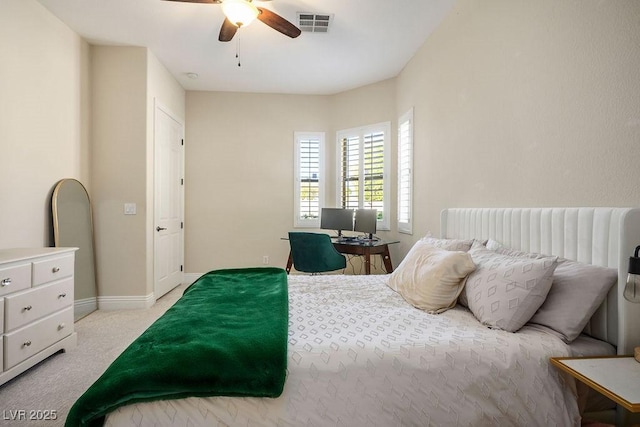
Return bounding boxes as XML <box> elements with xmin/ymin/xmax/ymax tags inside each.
<box><xmin>388</xmin><ymin>241</ymin><xmax>476</xmax><ymax>314</ymax></box>
<box><xmin>464</xmin><ymin>246</ymin><xmax>557</xmax><ymax>332</ymax></box>
<box><xmin>420</xmin><ymin>234</ymin><xmax>474</xmax><ymax>252</ymax></box>
<box><xmin>457</xmin><ymin>240</ymin><xmax>487</xmax><ymax>307</ymax></box>
<box><xmin>487</xmin><ymin>244</ymin><xmax>619</xmax><ymax>342</ymax></box>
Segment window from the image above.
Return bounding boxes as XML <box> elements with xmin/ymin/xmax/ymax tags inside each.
<box><xmin>337</xmin><ymin>122</ymin><xmax>390</xmax><ymax>230</ymax></box>
<box><xmin>398</xmin><ymin>108</ymin><xmax>413</xmax><ymax>234</ymax></box>
<box><xmin>294</xmin><ymin>132</ymin><xmax>325</xmax><ymax>227</ymax></box>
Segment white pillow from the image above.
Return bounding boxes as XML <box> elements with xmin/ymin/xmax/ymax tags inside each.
<box><xmin>529</xmin><ymin>258</ymin><xmax>617</xmax><ymax>342</ymax></box>
<box><xmin>485</xmin><ymin>238</ymin><xmax>503</xmax><ymax>251</ymax></box>
<box><xmin>464</xmin><ymin>246</ymin><xmax>557</xmax><ymax>332</ymax></box>
<box><xmin>388</xmin><ymin>241</ymin><xmax>476</xmax><ymax>314</ymax></box>
<box><xmin>487</xmin><ymin>246</ymin><xmax>618</xmax><ymax>342</ymax></box>
<box><xmin>420</xmin><ymin>234</ymin><xmax>474</xmax><ymax>252</ymax></box>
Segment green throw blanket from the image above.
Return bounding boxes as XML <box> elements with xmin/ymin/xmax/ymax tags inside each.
<box><xmin>65</xmin><ymin>267</ymin><xmax>289</xmax><ymax>427</ymax></box>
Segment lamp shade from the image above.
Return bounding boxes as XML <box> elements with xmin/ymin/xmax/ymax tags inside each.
<box><xmin>222</xmin><ymin>0</ymin><xmax>259</xmax><ymax>27</ymax></box>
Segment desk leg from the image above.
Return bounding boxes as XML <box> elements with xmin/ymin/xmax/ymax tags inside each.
<box><xmin>286</xmin><ymin>251</ymin><xmax>293</xmax><ymax>274</ymax></box>
<box><xmin>364</xmin><ymin>251</ymin><xmax>371</xmax><ymax>275</ymax></box>
<box><xmin>382</xmin><ymin>245</ymin><xmax>393</xmax><ymax>273</ymax></box>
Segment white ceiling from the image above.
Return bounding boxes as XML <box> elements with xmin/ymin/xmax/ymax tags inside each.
<box><xmin>36</xmin><ymin>0</ymin><xmax>456</xmax><ymax>95</ymax></box>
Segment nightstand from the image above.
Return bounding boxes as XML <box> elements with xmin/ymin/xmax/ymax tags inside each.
<box><xmin>551</xmin><ymin>356</ymin><xmax>640</xmax><ymax>415</ymax></box>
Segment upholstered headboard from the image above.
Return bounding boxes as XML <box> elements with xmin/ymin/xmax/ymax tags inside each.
<box><xmin>440</xmin><ymin>207</ymin><xmax>640</xmax><ymax>354</ymax></box>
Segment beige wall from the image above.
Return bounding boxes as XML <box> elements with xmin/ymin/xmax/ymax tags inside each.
<box><xmin>92</xmin><ymin>47</ymin><xmax>185</xmax><ymax>298</ymax></box>
<box><xmin>184</xmin><ymin>82</ymin><xmax>398</xmax><ymax>275</ymax></box>
<box><xmin>184</xmin><ymin>91</ymin><xmax>330</xmax><ymax>273</ymax></box>
<box><xmin>0</xmin><ymin>0</ymin><xmax>90</xmax><ymax>248</ymax></box>
<box><xmin>91</xmin><ymin>46</ymin><xmax>148</xmax><ymax>298</ymax></box>
<box><xmin>396</xmin><ymin>0</ymin><xmax>640</xmax><ymax>254</ymax></box>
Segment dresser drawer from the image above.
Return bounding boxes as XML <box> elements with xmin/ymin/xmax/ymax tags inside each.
<box><xmin>0</xmin><ymin>263</ymin><xmax>31</xmax><ymax>298</ymax></box>
<box><xmin>4</xmin><ymin>278</ymin><xmax>73</xmax><ymax>332</ymax></box>
<box><xmin>4</xmin><ymin>307</ymin><xmax>73</xmax><ymax>370</ymax></box>
<box><xmin>32</xmin><ymin>254</ymin><xmax>74</xmax><ymax>286</ymax></box>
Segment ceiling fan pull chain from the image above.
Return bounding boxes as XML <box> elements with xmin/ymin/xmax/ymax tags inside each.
<box><xmin>236</xmin><ymin>34</ymin><xmax>241</xmax><ymax>67</ymax></box>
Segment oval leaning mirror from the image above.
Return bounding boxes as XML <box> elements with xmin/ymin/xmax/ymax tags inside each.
<box><xmin>52</xmin><ymin>179</ymin><xmax>98</xmax><ymax>321</ymax></box>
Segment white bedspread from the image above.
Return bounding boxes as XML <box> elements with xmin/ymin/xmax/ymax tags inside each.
<box><xmin>105</xmin><ymin>274</ymin><xmax>580</xmax><ymax>427</ymax></box>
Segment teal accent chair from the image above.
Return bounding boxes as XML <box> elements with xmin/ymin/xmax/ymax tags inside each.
<box><xmin>288</xmin><ymin>232</ymin><xmax>346</xmax><ymax>274</ymax></box>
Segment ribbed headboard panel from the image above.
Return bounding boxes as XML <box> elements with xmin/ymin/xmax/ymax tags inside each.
<box><xmin>440</xmin><ymin>208</ymin><xmax>640</xmax><ymax>354</ymax></box>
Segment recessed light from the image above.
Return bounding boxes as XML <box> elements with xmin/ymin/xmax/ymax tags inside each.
<box><xmin>186</xmin><ymin>72</ymin><xmax>199</xmax><ymax>79</ymax></box>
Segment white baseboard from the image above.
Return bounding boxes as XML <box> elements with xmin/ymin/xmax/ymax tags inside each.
<box><xmin>97</xmin><ymin>293</ymin><xmax>155</xmax><ymax>310</ymax></box>
<box><xmin>93</xmin><ymin>276</ymin><xmax>207</xmax><ymax>311</ymax></box>
<box><xmin>184</xmin><ymin>273</ymin><xmax>203</xmax><ymax>286</ymax></box>
<box><xmin>75</xmin><ymin>297</ymin><xmax>98</xmax><ymax>319</ymax></box>
<box><xmin>93</xmin><ymin>277</ymin><xmax>206</xmax><ymax>310</ymax></box>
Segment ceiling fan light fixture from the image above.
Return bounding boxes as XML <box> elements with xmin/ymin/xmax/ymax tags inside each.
<box><xmin>222</xmin><ymin>0</ymin><xmax>259</xmax><ymax>28</ymax></box>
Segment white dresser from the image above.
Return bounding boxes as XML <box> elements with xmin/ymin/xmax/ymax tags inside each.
<box><xmin>0</xmin><ymin>248</ymin><xmax>78</xmax><ymax>386</ymax></box>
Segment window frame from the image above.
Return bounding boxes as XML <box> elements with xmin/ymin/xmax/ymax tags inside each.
<box><xmin>293</xmin><ymin>131</ymin><xmax>325</xmax><ymax>228</ymax></box>
<box><xmin>335</xmin><ymin>122</ymin><xmax>391</xmax><ymax>231</ymax></box>
<box><xmin>397</xmin><ymin>108</ymin><xmax>414</xmax><ymax>235</ymax></box>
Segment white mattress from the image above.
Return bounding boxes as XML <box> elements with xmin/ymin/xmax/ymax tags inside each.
<box><xmin>105</xmin><ymin>274</ymin><xmax>582</xmax><ymax>427</ymax></box>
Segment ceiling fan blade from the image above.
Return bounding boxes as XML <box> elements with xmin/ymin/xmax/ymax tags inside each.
<box><xmin>219</xmin><ymin>17</ymin><xmax>238</xmax><ymax>42</ymax></box>
<box><xmin>257</xmin><ymin>7</ymin><xmax>301</xmax><ymax>38</ymax></box>
<box><xmin>162</xmin><ymin>0</ymin><xmax>221</xmax><ymax>3</ymax></box>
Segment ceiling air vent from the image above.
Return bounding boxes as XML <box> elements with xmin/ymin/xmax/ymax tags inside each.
<box><xmin>297</xmin><ymin>13</ymin><xmax>333</xmax><ymax>33</ymax></box>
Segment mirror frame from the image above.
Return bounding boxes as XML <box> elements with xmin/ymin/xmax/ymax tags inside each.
<box><xmin>52</xmin><ymin>178</ymin><xmax>98</xmax><ymax>321</ymax></box>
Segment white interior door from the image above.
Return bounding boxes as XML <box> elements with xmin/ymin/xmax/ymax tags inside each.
<box><xmin>154</xmin><ymin>102</ymin><xmax>184</xmax><ymax>299</ymax></box>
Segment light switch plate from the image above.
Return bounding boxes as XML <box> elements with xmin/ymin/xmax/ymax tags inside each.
<box><xmin>124</xmin><ymin>203</ymin><xmax>137</xmax><ymax>215</ymax></box>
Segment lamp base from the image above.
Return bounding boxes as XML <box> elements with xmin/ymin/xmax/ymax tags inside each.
<box><xmin>635</xmin><ymin>347</ymin><xmax>640</xmax><ymax>362</ymax></box>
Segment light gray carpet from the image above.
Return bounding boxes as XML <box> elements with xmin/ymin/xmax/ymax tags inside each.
<box><xmin>0</xmin><ymin>283</ymin><xmax>187</xmax><ymax>427</ymax></box>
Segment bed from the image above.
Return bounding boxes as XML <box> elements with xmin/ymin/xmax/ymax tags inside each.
<box><xmin>69</xmin><ymin>207</ymin><xmax>640</xmax><ymax>427</ymax></box>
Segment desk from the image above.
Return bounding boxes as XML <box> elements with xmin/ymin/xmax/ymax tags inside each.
<box><xmin>285</xmin><ymin>239</ymin><xmax>398</xmax><ymax>275</ymax></box>
<box><xmin>550</xmin><ymin>356</ymin><xmax>640</xmax><ymax>413</ymax></box>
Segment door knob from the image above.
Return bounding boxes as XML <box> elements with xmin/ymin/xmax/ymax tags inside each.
<box><xmin>156</xmin><ymin>226</ymin><xmax>167</xmax><ymax>232</ymax></box>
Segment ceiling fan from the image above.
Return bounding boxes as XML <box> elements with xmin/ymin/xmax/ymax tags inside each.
<box><xmin>164</xmin><ymin>0</ymin><xmax>302</xmax><ymax>42</ymax></box>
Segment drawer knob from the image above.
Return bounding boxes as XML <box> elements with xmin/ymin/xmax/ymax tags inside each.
<box><xmin>23</xmin><ymin>340</ymin><xmax>32</xmax><ymax>347</ymax></box>
<box><xmin>58</xmin><ymin>293</ymin><xmax>67</xmax><ymax>298</ymax></box>
<box><xmin>52</xmin><ymin>267</ymin><xmax>60</xmax><ymax>273</ymax></box>
<box><xmin>23</xmin><ymin>305</ymin><xmax>32</xmax><ymax>311</ymax></box>
<box><xmin>1</xmin><ymin>277</ymin><xmax>11</xmax><ymax>286</ymax></box>
<box><xmin>58</xmin><ymin>323</ymin><xmax>66</xmax><ymax>330</ymax></box>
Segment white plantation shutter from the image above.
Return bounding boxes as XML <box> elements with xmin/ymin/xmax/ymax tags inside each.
<box><xmin>337</xmin><ymin>122</ymin><xmax>390</xmax><ymax>230</ymax></box>
<box><xmin>294</xmin><ymin>132</ymin><xmax>324</xmax><ymax>227</ymax></box>
<box><xmin>398</xmin><ymin>108</ymin><xmax>413</xmax><ymax>234</ymax></box>
<box><xmin>363</xmin><ymin>131</ymin><xmax>385</xmax><ymax>214</ymax></box>
<box><xmin>339</xmin><ymin>135</ymin><xmax>360</xmax><ymax>210</ymax></box>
